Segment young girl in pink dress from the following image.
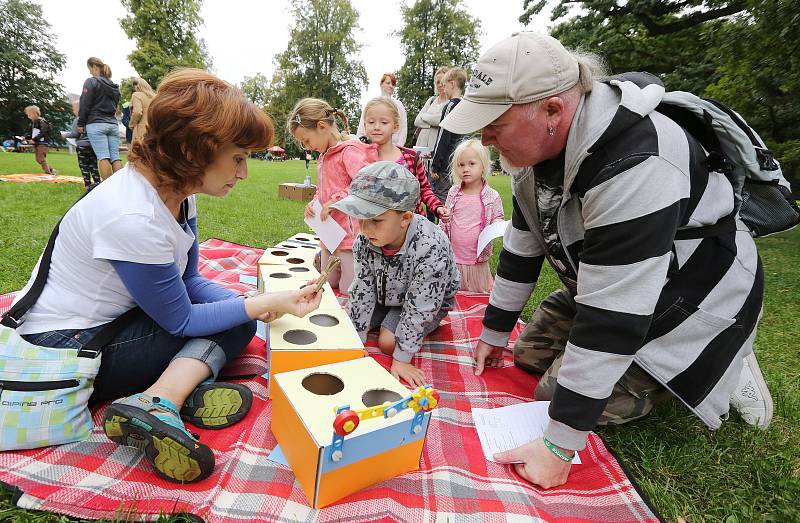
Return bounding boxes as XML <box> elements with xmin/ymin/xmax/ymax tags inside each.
<box><xmin>288</xmin><ymin>98</ymin><xmax>378</xmax><ymax>294</ymax></box>
<box><xmin>439</xmin><ymin>139</ymin><xmax>505</xmax><ymax>292</ymax></box>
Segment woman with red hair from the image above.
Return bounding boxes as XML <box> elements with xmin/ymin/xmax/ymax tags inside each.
<box><xmin>357</xmin><ymin>72</ymin><xmax>408</xmax><ymax>146</ymax></box>
<box><xmin>12</xmin><ymin>69</ymin><xmax>322</xmax><ymax>483</ymax></box>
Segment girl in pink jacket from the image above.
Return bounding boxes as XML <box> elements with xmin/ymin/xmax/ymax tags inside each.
<box><xmin>440</xmin><ymin>139</ymin><xmax>505</xmax><ymax>292</ymax></box>
<box><xmin>288</xmin><ymin>98</ymin><xmax>377</xmax><ymax>294</ymax></box>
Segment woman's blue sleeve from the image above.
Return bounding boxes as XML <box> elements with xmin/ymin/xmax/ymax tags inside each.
<box><xmin>110</xmin><ymin>259</ymin><xmax>251</xmax><ymax>338</ymax></box>
<box><xmin>182</xmin><ymin>216</ymin><xmax>240</xmax><ymax>303</ymax></box>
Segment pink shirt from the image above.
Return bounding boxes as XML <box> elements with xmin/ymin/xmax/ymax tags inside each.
<box><xmin>449</xmin><ymin>193</ymin><xmax>482</xmax><ymax>265</ymax></box>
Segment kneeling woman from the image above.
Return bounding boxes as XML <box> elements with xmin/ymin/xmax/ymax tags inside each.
<box><xmin>13</xmin><ymin>69</ymin><xmax>321</xmax><ymax>483</ymax></box>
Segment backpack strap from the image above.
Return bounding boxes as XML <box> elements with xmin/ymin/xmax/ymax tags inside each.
<box><xmin>1</xmin><ymin>192</ymin><xmax>145</xmax><ymax>356</ymax></box>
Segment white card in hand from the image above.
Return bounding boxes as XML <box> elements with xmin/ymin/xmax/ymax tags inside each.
<box><xmin>476</xmin><ymin>220</ymin><xmax>509</xmax><ymax>257</ymax></box>
<box><xmin>304</xmin><ymin>199</ymin><xmax>346</xmax><ymax>254</ymax></box>
<box><xmin>472</xmin><ymin>401</ymin><xmax>581</xmax><ymax>464</ymax></box>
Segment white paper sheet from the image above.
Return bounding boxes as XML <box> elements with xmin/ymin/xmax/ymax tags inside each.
<box><xmin>31</xmin><ymin>128</ymin><xmax>40</xmax><ymax>139</ymax></box>
<box><xmin>472</xmin><ymin>401</ymin><xmax>581</xmax><ymax>464</ymax></box>
<box><xmin>476</xmin><ymin>220</ymin><xmax>509</xmax><ymax>257</ymax></box>
<box><xmin>304</xmin><ymin>199</ymin><xmax>346</xmax><ymax>253</ymax></box>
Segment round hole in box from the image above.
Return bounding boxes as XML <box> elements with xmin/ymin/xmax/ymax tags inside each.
<box><xmin>286</xmin><ymin>258</ymin><xmax>304</xmax><ymax>264</ymax></box>
<box><xmin>269</xmin><ymin>272</ymin><xmax>291</xmax><ymax>279</ymax></box>
<box><xmin>362</xmin><ymin>389</ymin><xmax>403</xmax><ymax>407</ymax></box>
<box><xmin>270</xmin><ymin>250</ymin><xmax>290</xmax><ymax>256</ymax></box>
<box><xmin>309</xmin><ymin>314</ymin><xmax>339</xmax><ymax>327</ymax></box>
<box><xmin>302</xmin><ymin>373</ymin><xmax>344</xmax><ymax>395</ymax></box>
<box><xmin>301</xmin><ymin>245</ymin><xmax>315</xmax><ymax>249</ymax></box>
<box><xmin>283</xmin><ymin>329</ymin><xmax>317</xmax><ymax>345</ymax></box>
<box><xmin>289</xmin><ymin>267</ymin><xmax>310</xmax><ymax>272</ymax></box>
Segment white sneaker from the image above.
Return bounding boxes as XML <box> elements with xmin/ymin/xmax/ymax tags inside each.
<box><xmin>729</xmin><ymin>352</ymin><xmax>773</xmax><ymax>429</ymax></box>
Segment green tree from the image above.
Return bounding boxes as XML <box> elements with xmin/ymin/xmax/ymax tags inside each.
<box><xmin>266</xmin><ymin>0</ymin><xmax>367</xmax><ymax>157</ymax></box>
<box><xmin>396</xmin><ymin>0</ymin><xmax>481</xmax><ymax>144</ymax></box>
<box><xmin>0</xmin><ymin>0</ymin><xmax>71</xmax><ymax>139</ymax></box>
<box><xmin>119</xmin><ymin>0</ymin><xmax>211</xmax><ymax>87</ymax></box>
<box><xmin>239</xmin><ymin>73</ymin><xmax>271</xmax><ymax>109</ymax></box>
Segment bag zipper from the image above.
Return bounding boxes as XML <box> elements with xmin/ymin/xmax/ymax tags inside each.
<box><xmin>0</xmin><ymin>379</ymin><xmax>80</xmax><ymax>392</ymax></box>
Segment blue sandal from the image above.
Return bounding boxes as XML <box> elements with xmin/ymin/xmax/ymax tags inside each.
<box><xmin>103</xmin><ymin>393</ymin><xmax>214</xmax><ymax>483</ymax></box>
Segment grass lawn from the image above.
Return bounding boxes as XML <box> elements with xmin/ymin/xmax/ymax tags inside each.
<box><xmin>0</xmin><ymin>151</ymin><xmax>797</xmax><ymax>522</ymax></box>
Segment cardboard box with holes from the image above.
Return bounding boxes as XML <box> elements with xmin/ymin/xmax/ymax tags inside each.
<box><xmin>271</xmin><ymin>358</ymin><xmax>439</xmax><ymax>508</ymax></box>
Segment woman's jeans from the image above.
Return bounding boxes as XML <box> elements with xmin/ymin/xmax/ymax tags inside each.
<box><xmin>22</xmin><ymin>313</ymin><xmax>256</xmax><ymax>404</ymax></box>
<box><xmin>85</xmin><ymin>122</ymin><xmax>120</xmax><ymax>162</ymax></box>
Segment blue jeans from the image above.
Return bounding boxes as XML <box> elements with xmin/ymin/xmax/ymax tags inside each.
<box><xmin>86</xmin><ymin>122</ymin><xmax>120</xmax><ymax>162</ymax></box>
<box><xmin>22</xmin><ymin>313</ymin><xmax>256</xmax><ymax>404</ymax></box>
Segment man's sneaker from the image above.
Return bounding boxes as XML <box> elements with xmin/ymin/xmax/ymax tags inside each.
<box><xmin>103</xmin><ymin>393</ymin><xmax>215</xmax><ymax>483</ymax></box>
<box><xmin>180</xmin><ymin>382</ymin><xmax>253</xmax><ymax>430</ymax></box>
<box><xmin>729</xmin><ymin>352</ymin><xmax>773</xmax><ymax>429</ymax></box>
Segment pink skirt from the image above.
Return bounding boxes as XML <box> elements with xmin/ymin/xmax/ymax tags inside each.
<box><xmin>457</xmin><ymin>262</ymin><xmax>494</xmax><ymax>293</ymax></box>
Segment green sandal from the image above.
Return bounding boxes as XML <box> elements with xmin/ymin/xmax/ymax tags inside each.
<box><xmin>103</xmin><ymin>394</ymin><xmax>214</xmax><ymax>483</ymax></box>
<box><xmin>180</xmin><ymin>382</ymin><xmax>253</xmax><ymax>430</ymax></box>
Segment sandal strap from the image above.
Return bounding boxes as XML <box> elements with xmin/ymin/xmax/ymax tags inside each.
<box><xmin>113</xmin><ymin>393</ymin><xmax>191</xmax><ymax>437</ymax></box>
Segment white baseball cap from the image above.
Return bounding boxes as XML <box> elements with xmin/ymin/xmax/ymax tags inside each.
<box><xmin>440</xmin><ymin>32</ymin><xmax>580</xmax><ymax>135</ymax></box>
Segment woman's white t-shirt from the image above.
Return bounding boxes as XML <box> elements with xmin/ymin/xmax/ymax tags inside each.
<box><xmin>13</xmin><ymin>164</ymin><xmax>197</xmax><ymax>335</ymax></box>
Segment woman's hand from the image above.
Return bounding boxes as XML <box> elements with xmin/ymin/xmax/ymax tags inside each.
<box><xmin>390</xmin><ymin>359</ymin><xmax>427</xmax><ymax>388</ymax></box>
<box><xmin>245</xmin><ymin>285</ymin><xmax>322</xmax><ymax>320</ymax></box>
<box><xmin>437</xmin><ymin>207</ymin><xmax>451</xmax><ymax>223</ymax></box>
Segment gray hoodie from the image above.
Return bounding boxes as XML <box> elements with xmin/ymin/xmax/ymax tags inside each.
<box><xmin>348</xmin><ymin>214</ymin><xmax>460</xmax><ymax>363</ymax></box>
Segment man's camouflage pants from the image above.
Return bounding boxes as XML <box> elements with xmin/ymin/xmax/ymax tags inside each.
<box><xmin>513</xmin><ymin>289</ymin><xmax>671</xmax><ymax>425</ymax></box>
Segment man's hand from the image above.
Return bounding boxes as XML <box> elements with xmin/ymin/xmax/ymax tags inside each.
<box><xmin>77</xmin><ymin>126</ymin><xmax>85</xmax><ymax>134</ymax></box>
<box><xmin>474</xmin><ymin>340</ymin><xmax>504</xmax><ymax>375</ymax></box>
<box><xmin>391</xmin><ymin>359</ymin><xmax>427</xmax><ymax>388</ymax></box>
<box><xmin>494</xmin><ymin>438</ymin><xmax>572</xmax><ymax>489</ymax></box>
<box><xmin>431</xmin><ymin>172</ymin><xmax>440</xmax><ymax>181</ymax></box>
<box><xmin>437</xmin><ymin>206</ymin><xmax>451</xmax><ymax>223</ymax></box>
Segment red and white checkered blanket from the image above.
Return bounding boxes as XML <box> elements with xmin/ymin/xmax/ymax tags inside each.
<box><xmin>0</xmin><ymin>239</ymin><xmax>661</xmax><ymax>522</ymax></box>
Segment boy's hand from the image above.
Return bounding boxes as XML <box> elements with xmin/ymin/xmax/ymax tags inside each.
<box><xmin>391</xmin><ymin>359</ymin><xmax>427</xmax><ymax>388</ymax></box>
<box><xmin>437</xmin><ymin>207</ymin><xmax>450</xmax><ymax>222</ymax></box>
<box><xmin>474</xmin><ymin>340</ymin><xmax>504</xmax><ymax>375</ymax></box>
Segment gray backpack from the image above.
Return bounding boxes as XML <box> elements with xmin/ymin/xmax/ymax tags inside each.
<box><xmin>657</xmin><ymin>91</ymin><xmax>799</xmax><ymax>238</ymax></box>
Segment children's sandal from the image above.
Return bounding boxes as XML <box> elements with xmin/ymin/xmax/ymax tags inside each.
<box><xmin>103</xmin><ymin>393</ymin><xmax>214</xmax><ymax>483</ymax></box>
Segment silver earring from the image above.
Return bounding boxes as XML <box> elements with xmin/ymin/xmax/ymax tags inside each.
<box><xmin>548</xmin><ymin>126</ymin><xmax>555</xmax><ymax>136</ymax></box>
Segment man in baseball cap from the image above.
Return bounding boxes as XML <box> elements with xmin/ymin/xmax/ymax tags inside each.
<box><xmin>333</xmin><ymin>161</ymin><xmax>460</xmax><ymax>390</ymax></box>
<box><xmin>445</xmin><ymin>33</ymin><xmax>770</xmax><ymax>490</ymax></box>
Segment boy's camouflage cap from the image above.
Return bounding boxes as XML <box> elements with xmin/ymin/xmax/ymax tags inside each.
<box><xmin>331</xmin><ymin>161</ymin><xmax>420</xmax><ymax>219</ymax></box>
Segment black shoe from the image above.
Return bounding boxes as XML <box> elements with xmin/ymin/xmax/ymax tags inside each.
<box><xmin>180</xmin><ymin>382</ymin><xmax>253</xmax><ymax>430</ymax></box>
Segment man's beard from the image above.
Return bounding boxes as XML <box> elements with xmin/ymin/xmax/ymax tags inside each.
<box><xmin>499</xmin><ymin>154</ymin><xmax>525</xmax><ymax>176</ymax></box>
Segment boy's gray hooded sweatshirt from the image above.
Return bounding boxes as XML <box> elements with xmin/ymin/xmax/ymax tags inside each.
<box><xmin>348</xmin><ymin>214</ymin><xmax>460</xmax><ymax>363</ymax></box>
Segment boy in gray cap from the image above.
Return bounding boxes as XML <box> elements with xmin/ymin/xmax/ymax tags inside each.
<box><xmin>332</xmin><ymin>161</ymin><xmax>460</xmax><ymax>386</ymax></box>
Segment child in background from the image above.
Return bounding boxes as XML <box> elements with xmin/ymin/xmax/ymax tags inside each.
<box><xmin>333</xmin><ymin>162</ymin><xmax>460</xmax><ymax>387</ymax></box>
<box><xmin>439</xmin><ymin>139</ymin><xmax>504</xmax><ymax>293</ymax></box>
<box><xmin>288</xmin><ymin>98</ymin><xmax>377</xmax><ymax>294</ymax></box>
<box><xmin>429</xmin><ymin>67</ymin><xmax>468</xmax><ymax>209</ymax></box>
<box><xmin>63</xmin><ymin>100</ymin><xmax>101</xmax><ymax>191</ymax></box>
<box><xmin>362</xmin><ymin>96</ymin><xmax>449</xmax><ymax>222</ymax></box>
<box><xmin>23</xmin><ymin>105</ymin><xmax>56</xmax><ymax>175</ymax></box>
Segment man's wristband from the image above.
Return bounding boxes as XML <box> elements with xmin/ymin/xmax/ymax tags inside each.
<box><xmin>543</xmin><ymin>437</ymin><xmax>574</xmax><ymax>462</ymax></box>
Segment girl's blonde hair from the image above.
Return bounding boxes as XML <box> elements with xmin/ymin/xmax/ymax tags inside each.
<box><xmin>87</xmin><ymin>57</ymin><xmax>112</xmax><ymax>79</ymax></box>
<box><xmin>363</xmin><ymin>96</ymin><xmax>400</xmax><ymax>125</ymax></box>
<box><xmin>24</xmin><ymin>105</ymin><xmax>41</xmax><ymax>117</ymax></box>
<box><xmin>287</xmin><ymin>98</ymin><xmax>350</xmax><ymax>140</ymax></box>
<box><xmin>451</xmin><ymin>138</ymin><xmax>491</xmax><ymax>184</ymax></box>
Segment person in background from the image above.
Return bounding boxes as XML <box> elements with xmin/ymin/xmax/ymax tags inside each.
<box><xmin>334</xmin><ymin>162</ymin><xmax>460</xmax><ymax>387</ymax></box>
<box><xmin>63</xmin><ymin>100</ymin><xmax>101</xmax><ymax>191</ymax></box>
<box><xmin>429</xmin><ymin>67</ymin><xmax>468</xmax><ymax>211</ymax></box>
<box><xmin>357</xmin><ymin>73</ymin><xmax>408</xmax><ymax>146</ymax></box>
<box><xmin>13</xmin><ymin>69</ymin><xmax>323</xmax><ymax>483</ymax></box>
<box><xmin>22</xmin><ymin>105</ymin><xmax>55</xmax><ymax>175</ymax></box>
<box><xmin>413</xmin><ymin>66</ymin><xmax>450</xmax><ymax>152</ymax></box>
<box><xmin>439</xmin><ymin>139</ymin><xmax>504</xmax><ymax>292</ymax></box>
<box><xmin>305</xmin><ymin>150</ymin><xmax>312</xmax><ymax>170</ymax></box>
<box><xmin>78</xmin><ymin>57</ymin><xmax>121</xmax><ymax>180</ymax></box>
<box><xmin>362</xmin><ymin>96</ymin><xmax>448</xmax><ymax>222</ymax></box>
<box><xmin>129</xmin><ymin>77</ymin><xmax>155</xmax><ymax>145</ymax></box>
<box><xmin>288</xmin><ymin>97</ymin><xmax>378</xmax><ymax>295</ymax></box>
